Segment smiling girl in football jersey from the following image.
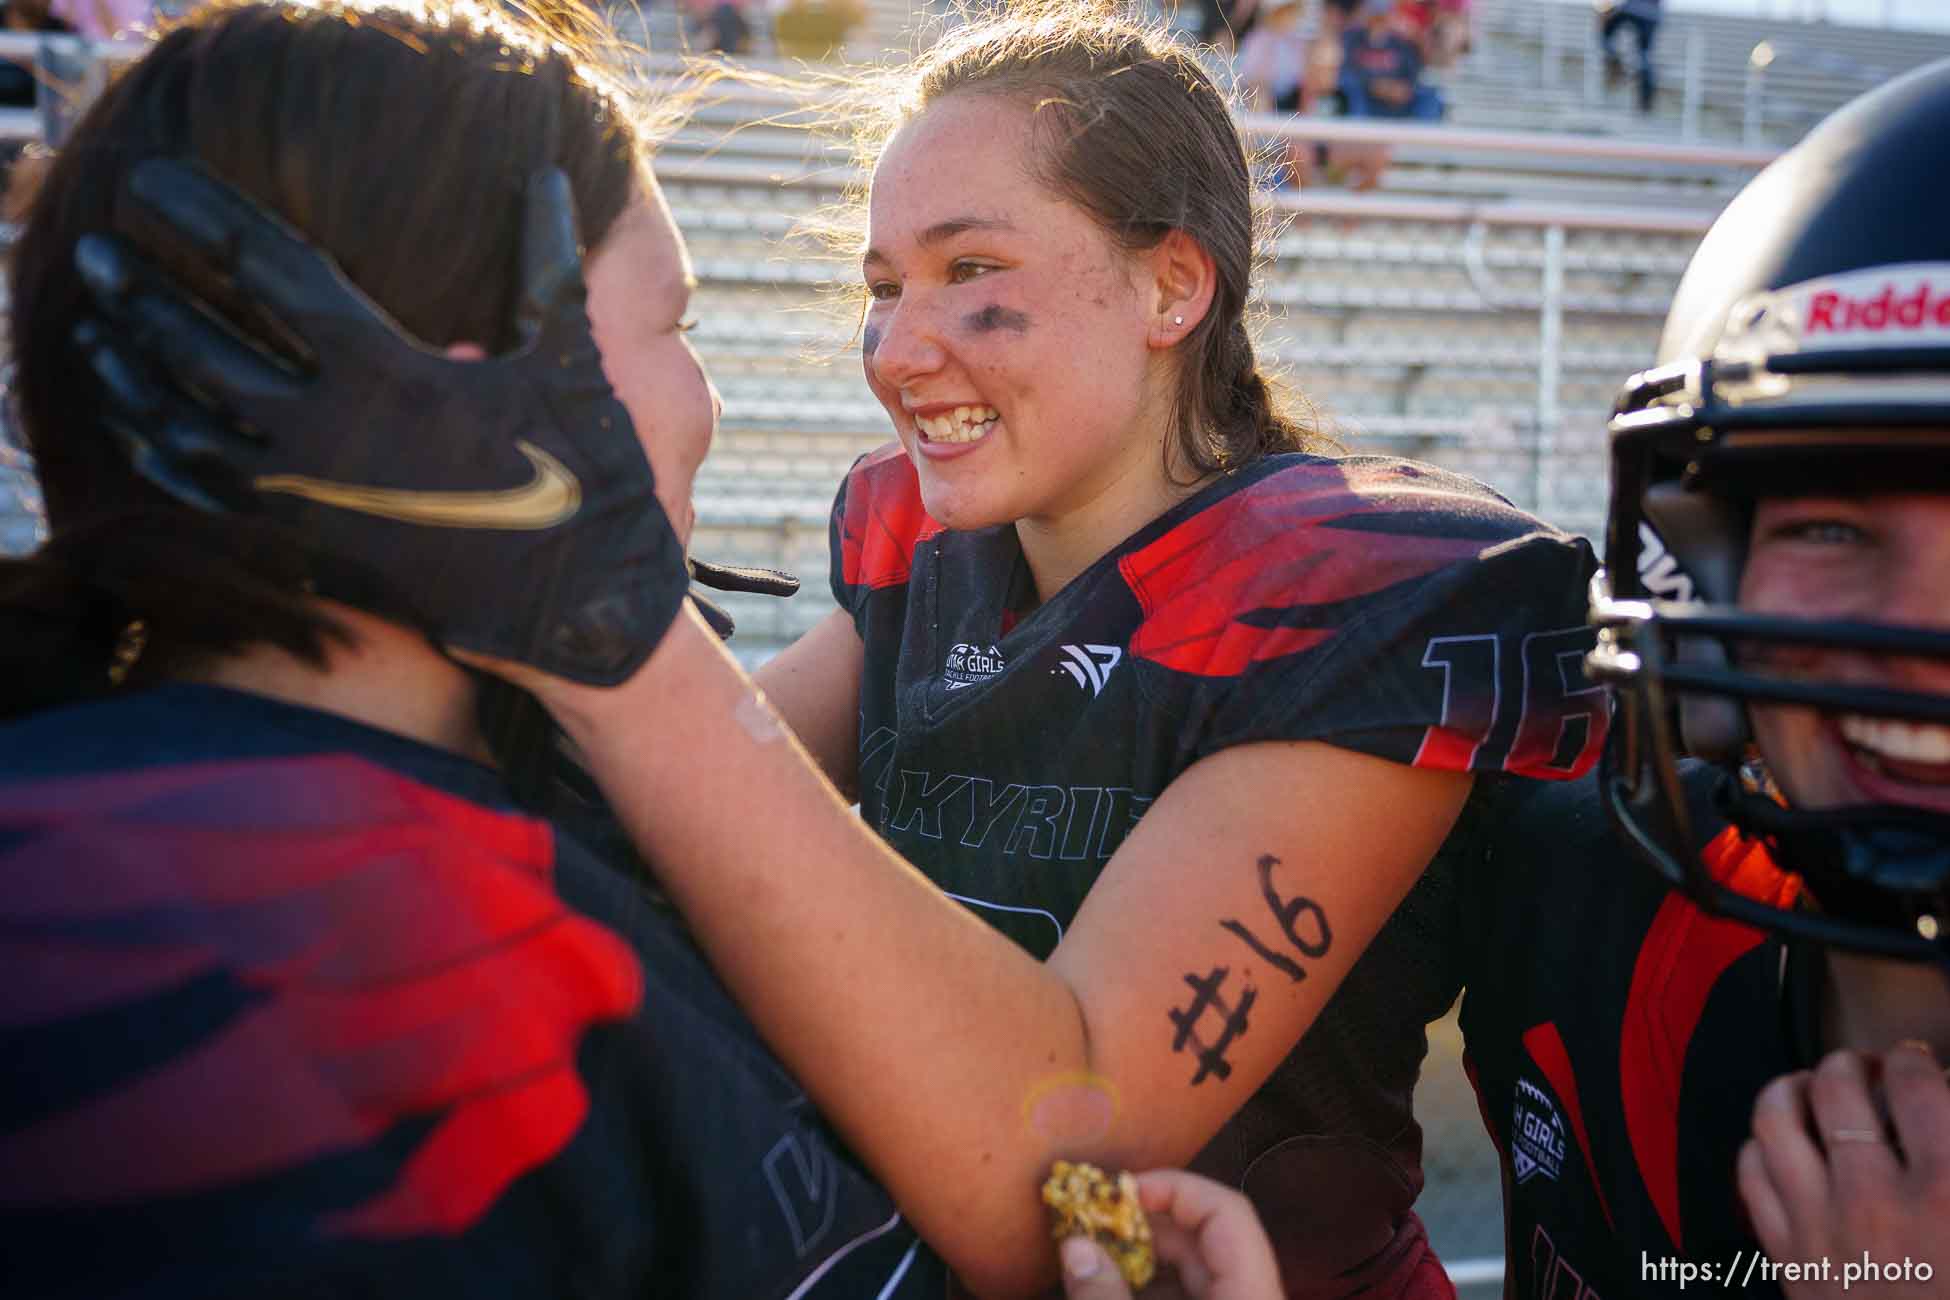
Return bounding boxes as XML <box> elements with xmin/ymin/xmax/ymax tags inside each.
<box><xmin>695</xmin><ymin>5</ymin><xmax>1608</xmax><ymax>1292</ymax></box>
<box><xmin>78</xmin><ymin>1</ymin><xmax>1612</xmax><ymax>1293</ymax></box>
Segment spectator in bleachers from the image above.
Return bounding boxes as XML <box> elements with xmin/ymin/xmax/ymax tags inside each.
<box><xmin>1317</xmin><ymin>0</ymin><xmax>1355</xmax><ymax>40</ymax></box>
<box><xmin>1387</xmin><ymin>0</ymin><xmax>1429</xmax><ymax>58</ymax></box>
<box><xmin>1596</xmin><ymin>0</ymin><xmax>1660</xmax><ymax>114</ymax></box>
<box><xmin>1235</xmin><ymin>0</ymin><xmax>1308</xmax><ymax>111</ymax></box>
<box><xmin>1338</xmin><ymin>0</ymin><xmax>1436</xmax><ymax>120</ymax></box>
<box><xmin>1191</xmin><ymin>0</ymin><xmax>1258</xmax><ymax>53</ymax></box>
<box><xmin>1429</xmin><ymin>0</ymin><xmax>1468</xmax><ymax>68</ymax></box>
<box><xmin>0</xmin><ymin>0</ymin><xmax>73</xmax><ymax>110</ymax></box>
<box><xmin>1234</xmin><ymin>0</ymin><xmax>1322</xmax><ymax>184</ymax></box>
<box><xmin>1390</xmin><ymin>0</ymin><xmax>1466</xmax><ymax>70</ymax></box>
<box><xmin>1334</xmin><ymin>0</ymin><xmax>1439</xmax><ymax>190</ymax></box>
<box><xmin>771</xmin><ymin>0</ymin><xmax>862</xmax><ymax>59</ymax></box>
<box><xmin>0</xmin><ymin>0</ymin><xmax>72</xmax><ymax>200</ymax></box>
<box><xmin>686</xmin><ymin>0</ymin><xmax>751</xmax><ymax>53</ymax></box>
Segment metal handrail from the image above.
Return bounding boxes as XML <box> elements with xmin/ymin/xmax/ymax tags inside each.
<box><xmin>1235</xmin><ymin>111</ymin><xmax>1778</xmax><ymax>170</ymax></box>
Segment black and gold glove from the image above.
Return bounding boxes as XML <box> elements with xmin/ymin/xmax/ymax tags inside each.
<box><xmin>73</xmin><ymin>160</ymin><xmax>688</xmax><ymax>686</ymax></box>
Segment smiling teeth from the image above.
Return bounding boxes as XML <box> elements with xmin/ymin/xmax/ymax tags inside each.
<box><xmin>917</xmin><ymin>405</ymin><xmax>1000</xmax><ymax>443</ymax></box>
<box><xmin>1840</xmin><ymin>715</ymin><xmax>1950</xmax><ymax>765</ymax></box>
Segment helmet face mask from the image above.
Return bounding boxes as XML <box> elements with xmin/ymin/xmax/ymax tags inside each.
<box><xmin>1588</xmin><ymin>64</ymin><xmax>1950</xmax><ymax>966</ymax></box>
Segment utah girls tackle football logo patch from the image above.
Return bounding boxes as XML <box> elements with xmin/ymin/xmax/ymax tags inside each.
<box><xmin>944</xmin><ymin>642</ymin><xmax>1006</xmax><ymax>690</ymax></box>
<box><xmin>1512</xmin><ymin>1077</ymin><xmax>1569</xmax><ymax>1185</ymax></box>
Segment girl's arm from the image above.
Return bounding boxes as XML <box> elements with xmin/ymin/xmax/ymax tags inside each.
<box><xmin>752</xmin><ymin>608</ymin><xmax>865</xmax><ymax>798</ymax></box>
<box><xmin>514</xmin><ymin>607</ymin><xmax>1471</xmax><ymax>1298</ymax></box>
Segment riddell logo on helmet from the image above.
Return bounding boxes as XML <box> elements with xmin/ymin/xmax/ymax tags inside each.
<box><xmin>1731</xmin><ymin>263</ymin><xmax>1950</xmax><ymax>356</ymax></box>
<box><xmin>1726</xmin><ymin>263</ymin><xmax>1950</xmax><ymax>355</ymax></box>
<box><xmin>1804</xmin><ymin>280</ymin><xmax>1950</xmax><ymax>336</ymax></box>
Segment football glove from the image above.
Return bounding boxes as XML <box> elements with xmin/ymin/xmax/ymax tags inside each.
<box><xmin>72</xmin><ymin>160</ymin><xmax>689</xmax><ymax>686</ymax></box>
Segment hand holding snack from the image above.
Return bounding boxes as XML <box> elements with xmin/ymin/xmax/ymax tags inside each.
<box><xmin>1049</xmin><ymin>1164</ymin><xmax>1282</xmax><ymax>1299</ymax></box>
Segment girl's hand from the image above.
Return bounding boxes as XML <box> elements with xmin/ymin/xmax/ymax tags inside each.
<box><xmin>1738</xmin><ymin>1044</ymin><xmax>1950</xmax><ymax>1299</ymax></box>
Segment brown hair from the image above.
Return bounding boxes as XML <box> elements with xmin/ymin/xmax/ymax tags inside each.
<box><xmin>1</xmin><ymin>0</ymin><xmax>655</xmax><ymax>711</ymax></box>
<box><xmin>813</xmin><ymin>0</ymin><xmax>1326</xmax><ymax>478</ymax></box>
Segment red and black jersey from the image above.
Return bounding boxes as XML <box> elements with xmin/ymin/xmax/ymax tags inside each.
<box><xmin>0</xmin><ymin>683</ymin><xmax>936</xmax><ymax>1300</ymax></box>
<box><xmin>830</xmin><ymin>446</ymin><xmax>1607</xmax><ymax>1297</ymax></box>
<box><xmin>1457</xmin><ymin>765</ymin><xmax>1805</xmax><ymax>1300</ymax></box>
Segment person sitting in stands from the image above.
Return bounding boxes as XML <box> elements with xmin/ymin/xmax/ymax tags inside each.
<box><xmin>1235</xmin><ymin>0</ymin><xmax>1322</xmax><ymax>185</ymax></box>
<box><xmin>1333</xmin><ymin>0</ymin><xmax>1439</xmax><ymax>190</ymax></box>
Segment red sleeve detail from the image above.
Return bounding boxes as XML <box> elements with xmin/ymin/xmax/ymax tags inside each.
<box><xmin>0</xmin><ymin>755</ymin><xmax>643</xmax><ymax>1237</ymax></box>
<box><xmin>837</xmin><ymin>445</ymin><xmax>942</xmax><ymax>591</ymax></box>
<box><xmin>1120</xmin><ymin>464</ymin><xmax>1491</xmax><ymax>677</ymax></box>
<box><xmin>1412</xmin><ymin>727</ymin><xmax>1483</xmax><ymax>771</ymax></box>
<box><xmin>1618</xmin><ymin>841</ymin><xmax>1781</xmax><ymax>1253</ymax></box>
<box><xmin>1520</xmin><ymin>1021</ymin><xmax>1615</xmax><ymax>1231</ymax></box>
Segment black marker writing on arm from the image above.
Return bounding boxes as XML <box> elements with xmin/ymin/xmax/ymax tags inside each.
<box><xmin>1221</xmin><ymin>854</ymin><xmax>1334</xmax><ymax>984</ymax></box>
<box><xmin>1169</xmin><ymin>966</ymin><xmax>1255</xmax><ymax>1085</ymax></box>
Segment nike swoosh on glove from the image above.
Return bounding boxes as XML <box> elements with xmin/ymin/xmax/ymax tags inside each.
<box><xmin>71</xmin><ymin>161</ymin><xmax>689</xmax><ymax>687</ymax></box>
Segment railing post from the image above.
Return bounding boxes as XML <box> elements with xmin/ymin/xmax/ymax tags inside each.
<box><xmin>1745</xmin><ymin>42</ymin><xmax>1774</xmax><ymax>147</ymax></box>
<box><xmin>1681</xmin><ymin>30</ymin><xmax>1705</xmax><ymax>141</ymax></box>
<box><xmin>1542</xmin><ymin>4</ymin><xmax>1560</xmax><ymax>89</ymax></box>
<box><xmin>1582</xmin><ymin>21</ymin><xmax>1599</xmax><ymax>106</ymax></box>
<box><xmin>35</xmin><ymin>32</ymin><xmax>100</xmax><ymax>150</ymax></box>
<box><xmin>1535</xmin><ymin>223</ymin><xmax>1565</xmax><ymax>518</ymax></box>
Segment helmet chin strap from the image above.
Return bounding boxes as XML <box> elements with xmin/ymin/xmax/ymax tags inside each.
<box><xmin>1718</xmin><ymin>777</ymin><xmax>1950</xmax><ymax>969</ymax></box>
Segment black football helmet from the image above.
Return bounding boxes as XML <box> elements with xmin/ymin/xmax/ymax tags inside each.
<box><xmin>1588</xmin><ymin>58</ymin><xmax>1950</xmax><ymax>965</ymax></box>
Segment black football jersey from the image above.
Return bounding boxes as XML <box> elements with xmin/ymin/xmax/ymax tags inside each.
<box><xmin>1458</xmin><ymin>766</ymin><xmax>1806</xmax><ymax>1300</ymax></box>
<box><xmin>829</xmin><ymin>446</ymin><xmax>1608</xmax><ymax>1294</ymax></box>
<box><xmin>0</xmin><ymin>683</ymin><xmax>937</xmax><ymax>1300</ymax></box>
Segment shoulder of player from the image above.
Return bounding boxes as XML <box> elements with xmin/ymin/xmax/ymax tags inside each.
<box><xmin>0</xmin><ymin>690</ymin><xmax>565</xmax><ymax>889</ymax></box>
<box><xmin>836</xmin><ymin>442</ymin><xmax>941</xmax><ymax>592</ymax></box>
<box><xmin>1121</xmin><ymin>452</ymin><xmax>1578</xmax><ymax>619</ymax></box>
<box><xmin>1222</xmin><ymin>452</ymin><xmax>1568</xmax><ymax>547</ymax></box>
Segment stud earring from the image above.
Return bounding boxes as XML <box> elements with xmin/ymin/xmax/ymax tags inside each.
<box><xmin>1173</xmin><ymin>315</ymin><xmax>1184</xmax><ymax>325</ymax></box>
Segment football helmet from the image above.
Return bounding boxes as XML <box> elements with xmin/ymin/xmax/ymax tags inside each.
<box><xmin>1588</xmin><ymin>59</ymin><xmax>1950</xmax><ymax>964</ymax></box>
